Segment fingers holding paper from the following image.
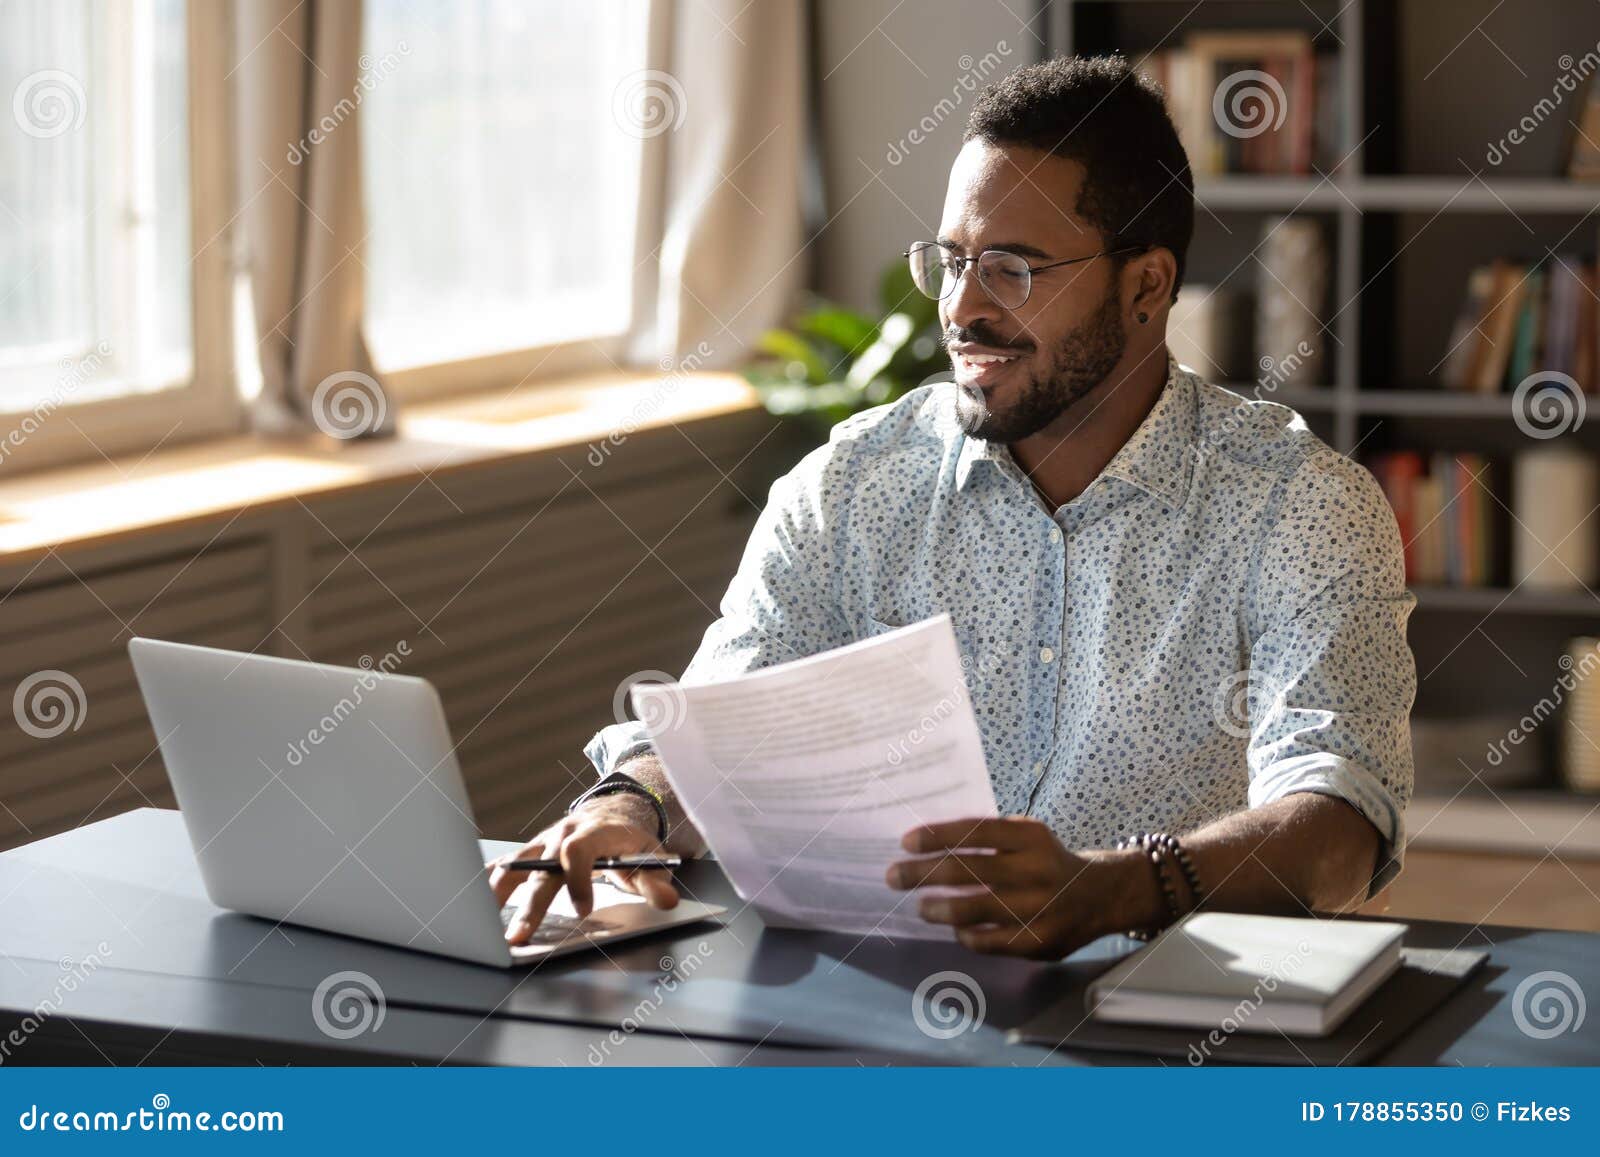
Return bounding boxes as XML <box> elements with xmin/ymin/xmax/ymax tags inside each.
<box><xmin>887</xmin><ymin>815</ymin><xmax>1118</xmax><ymax>960</ymax></box>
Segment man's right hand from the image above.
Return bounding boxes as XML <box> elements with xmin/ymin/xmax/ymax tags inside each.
<box><xmin>486</xmin><ymin>797</ymin><xmax>679</xmax><ymax>945</ymax></box>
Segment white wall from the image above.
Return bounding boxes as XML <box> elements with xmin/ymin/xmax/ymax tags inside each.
<box><xmin>811</xmin><ymin>0</ymin><xmax>1045</xmax><ymax>312</ymax></box>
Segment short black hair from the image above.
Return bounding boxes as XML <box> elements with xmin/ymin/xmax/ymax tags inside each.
<box><xmin>964</xmin><ymin>54</ymin><xmax>1193</xmax><ymax>301</ymax></box>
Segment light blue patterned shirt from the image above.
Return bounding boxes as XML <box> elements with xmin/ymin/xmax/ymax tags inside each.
<box><xmin>587</xmin><ymin>357</ymin><xmax>1417</xmax><ymax>896</ymax></box>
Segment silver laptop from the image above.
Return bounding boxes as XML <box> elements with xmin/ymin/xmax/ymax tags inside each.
<box><xmin>127</xmin><ymin>637</ymin><xmax>723</xmax><ymax>968</ymax></box>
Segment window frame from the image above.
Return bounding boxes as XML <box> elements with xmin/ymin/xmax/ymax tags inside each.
<box><xmin>1</xmin><ymin>0</ymin><xmax>238</xmax><ymax>476</ymax></box>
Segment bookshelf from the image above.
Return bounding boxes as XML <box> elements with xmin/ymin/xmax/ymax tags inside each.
<box><xmin>1046</xmin><ymin>0</ymin><xmax>1600</xmax><ymax>809</ymax></box>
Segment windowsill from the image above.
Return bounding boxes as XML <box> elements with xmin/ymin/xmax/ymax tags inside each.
<box><xmin>0</xmin><ymin>371</ymin><xmax>763</xmax><ymax>566</ymax></box>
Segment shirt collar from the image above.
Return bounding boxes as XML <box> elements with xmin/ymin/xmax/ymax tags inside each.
<box><xmin>954</xmin><ymin>354</ymin><xmax>1198</xmax><ymax>511</ymax></box>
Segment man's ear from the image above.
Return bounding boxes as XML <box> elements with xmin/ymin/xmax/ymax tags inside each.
<box><xmin>1127</xmin><ymin>247</ymin><xmax>1178</xmax><ymax>323</ymax></box>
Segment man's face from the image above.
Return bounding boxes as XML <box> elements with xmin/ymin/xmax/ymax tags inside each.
<box><xmin>937</xmin><ymin>139</ymin><xmax>1128</xmax><ymax>443</ymax></box>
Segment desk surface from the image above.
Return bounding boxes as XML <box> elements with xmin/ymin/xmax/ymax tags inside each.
<box><xmin>1</xmin><ymin>809</ymin><xmax>1596</xmax><ymax>1066</ymax></box>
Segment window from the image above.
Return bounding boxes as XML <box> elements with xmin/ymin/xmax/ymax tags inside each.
<box><xmin>0</xmin><ymin>0</ymin><xmax>233</xmax><ymax>472</ymax></box>
<box><xmin>362</xmin><ymin>0</ymin><xmax>650</xmax><ymax>390</ymax></box>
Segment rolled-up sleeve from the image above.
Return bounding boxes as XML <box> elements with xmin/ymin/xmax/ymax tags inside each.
<box><xmin>1245</xmin><ymin>449</ymin><xmax>1417</xmax><ymax>899</ymax></box>
<box><xmin>584</xmin><ymin>436</ymin><xmax>857</xmax><ymax>777</ymax></box>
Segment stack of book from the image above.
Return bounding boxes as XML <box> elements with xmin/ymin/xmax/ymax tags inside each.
<box><xmin>1368</xmin><ymin>451</ymin><xmax>1495</xmax><ymax>587</ymax></box>
<box><xmin>1438</xmin><ymin>256</ymin><xmax>1598</xmax><ymax>393</ymax></box>
<box><xmin>1138</xmin><ymin>31</ymin><xmax>1340</xmax><ymax>177</ymax></box>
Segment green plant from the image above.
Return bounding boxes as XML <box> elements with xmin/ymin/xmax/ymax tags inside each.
<box><xmin>743</xmin><ymin>258</ymin><xmax>949</xmax><ymax>438</ymax></box>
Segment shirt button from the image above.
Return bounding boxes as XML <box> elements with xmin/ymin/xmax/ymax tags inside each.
<box><xmin>1040</xmin><ymin>646</ymin><xmax>1055</xmax><ymax>663</ymax></box>
<box><xmin>1049</xmin><ymin>527</ymin><xmax>1062</xmax><ymax>544</ymax></box>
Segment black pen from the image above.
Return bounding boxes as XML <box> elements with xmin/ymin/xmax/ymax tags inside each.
<box><xmin>500</xmin><ymin>853</ymin><xmax>682</xmax><ymax>873</ymax></box>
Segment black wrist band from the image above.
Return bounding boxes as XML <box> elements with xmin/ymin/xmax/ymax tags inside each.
<box><xmin>568</xmin><ymin>771</ymin><xmax>669</xmax><ymax>843</ymax></box>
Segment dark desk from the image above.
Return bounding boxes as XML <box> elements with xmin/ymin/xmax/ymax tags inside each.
<box><xmin>1</xmin><ymin>809</ymin><xmax>1594</xmax><ymax>1065</ymax></box>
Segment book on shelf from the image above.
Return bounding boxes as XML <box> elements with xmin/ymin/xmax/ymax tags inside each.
<box><xmin>1438</xmin><ymin>256</ymin><xmax>1599</xmax><ymax>394</ymax></box>
<box><xmin>1137</xmin><ymin>30</ymin><xmax>1338</xmax><ymax>178</ymax></box>
<box><xmin>1369</xmin><ymin>451</ymin><xmax>1495</xmax><ymax>587</ymax></box>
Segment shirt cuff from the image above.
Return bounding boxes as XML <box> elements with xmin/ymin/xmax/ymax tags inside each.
<box><xmin>1247</xmin><ymin>753</ymin><xmax>1407</xmax><ymax>900</ymax></box>
<box><xmin>584</xmin><ymin>720</ymin><xmax>656</xmax><ymax>778</ymax></box>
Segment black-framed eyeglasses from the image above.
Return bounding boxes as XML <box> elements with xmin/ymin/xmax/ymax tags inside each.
<box><xmin>904</xmin><ymin>240</ymin><xmax>1145</xmax><ymax>310</ymax></box>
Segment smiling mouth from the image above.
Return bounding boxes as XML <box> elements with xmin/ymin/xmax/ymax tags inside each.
<box><xmin>951</xmin><ymin>348</ymin><xmax>1024</xmax><ymax>384</ymax></box>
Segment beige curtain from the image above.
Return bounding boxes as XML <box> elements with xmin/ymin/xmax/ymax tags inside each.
<box><xmin>234</xmin><ymin>0</ymin><xmax>395</xmax><ymax>439</ymax></box>
<box><xmin>631</xmin><ymin>0</ymin><xmax>808</xmax><ymax>368</ymax></box>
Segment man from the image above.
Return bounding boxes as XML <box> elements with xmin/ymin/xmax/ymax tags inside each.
<box><xmin>491</xmin><ymin>55</ymin><xmax>1416</xmax><ymax>959</ymax></box>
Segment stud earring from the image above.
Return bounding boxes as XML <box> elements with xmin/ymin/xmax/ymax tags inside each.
<box><xmin>1137</xmin><ymin>311</ymin><xmax>1149</xmax><ymax>324</ymax></box>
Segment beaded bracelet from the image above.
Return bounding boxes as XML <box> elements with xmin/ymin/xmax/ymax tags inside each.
<box><xmin>1116</xmin><ymin>831</ymin><xmax>1205</xmax><ymax>941</ymax></box>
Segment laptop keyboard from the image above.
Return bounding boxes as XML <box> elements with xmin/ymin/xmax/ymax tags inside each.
<box><xmin>500</xmin><ymin>905</ymin><xmax>618</xmax><ymax>946</ymax></box>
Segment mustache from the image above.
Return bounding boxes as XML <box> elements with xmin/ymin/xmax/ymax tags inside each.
<box><xmin>942</xmin><ymin>325</ymin><xmax>1032</xmax><ymax>353</ymax></box>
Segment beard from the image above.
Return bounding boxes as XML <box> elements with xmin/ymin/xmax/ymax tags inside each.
<box><xmin>953</xmin><ymin>286</ymin><xmax>1127</xmax><ymax>444</ymax></box>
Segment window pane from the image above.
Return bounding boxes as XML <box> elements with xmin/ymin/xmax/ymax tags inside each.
<box><xmin>0</xmin><ymin>0</ymin><xmax>192</xmax><ymax>412</ymax></box>
<box><xmin>363</xmin><ymin>0</ymin><xmax>647</xmax><ymax>369</ymax></box>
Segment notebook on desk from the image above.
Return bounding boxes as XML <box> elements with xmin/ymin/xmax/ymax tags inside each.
<box><xmin>1085</xmin><ymin>912</ymin><xmax>1406</xmax><ymax>1037</ymax></box>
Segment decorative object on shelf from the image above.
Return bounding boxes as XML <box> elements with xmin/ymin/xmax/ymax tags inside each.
<box><xmin>1512</xmin><ymin>446</ymin><xmax>1598</xmax><ymax>589</ymax></box>
<box><xmin>1561</xmin><ymin>636</ymin><xmax>1600</xmax><ymax>793</ymax></box>
<box><xmin>742</xmin><ymin>258</ymin><xmax>945</xmax><ymax>440</ymax></box>
<box><xmin>1166</xmin><ymin>283</ymin><xmax>1247</xmax><ymax>383</ymax></box>
<box><xmin>1567</xmin><ymin>76</ymin><xmax>1600</xmax><ymax>180</ymax></box>
<box><xmin>1255</xmin><ymin>216</ymin><xmax>1326</xmax><ymax>387</ymax></box>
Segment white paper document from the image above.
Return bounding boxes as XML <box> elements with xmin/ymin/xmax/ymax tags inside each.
<box><xmin>631</xmin><ymin>615</ymin><xmax>998</xmax><ymax>939</ymax></box>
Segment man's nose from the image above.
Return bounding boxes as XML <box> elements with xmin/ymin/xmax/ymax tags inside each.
<box><xmin>941</xmin><ymin>260</ymin><xmax>1005</xmax><ymax>332</ymax></box>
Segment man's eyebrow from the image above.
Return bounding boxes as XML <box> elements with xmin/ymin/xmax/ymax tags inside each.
<box><xmin>936</xmin><ymin>236</ymin><xmax>1054</xmax><ymax>261</ymax></box>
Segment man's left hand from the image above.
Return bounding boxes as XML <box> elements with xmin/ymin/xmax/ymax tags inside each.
<box><xmin>887</xmin><ymin>816</ymin><xmax>1130</xmax><ymax>959</ymax></box>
